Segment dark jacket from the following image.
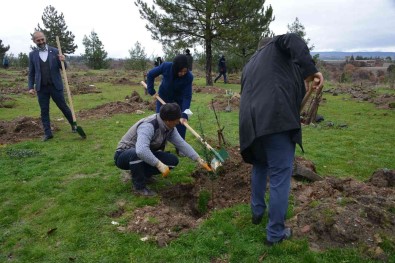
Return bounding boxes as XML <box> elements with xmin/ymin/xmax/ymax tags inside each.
<box><xmin>218</xmin><ymin>56</ymin><xmax>226</xmax><ymax>73</ymax></box>
<box><xmin>239</xmin><ymin>33</ymin><xmax>318</xmax><ymax>164</ymax></box>
<box><xmin>185</xmin><ymin>53</ymin><xmax>193</xmax><ymax>71</ymax></box>
<box><xmin>146</xmin><ymin>62</ymin><xmax>193</xmax><ymax>119</ymax></box>
<box><xmin>28</xmin><ymin>46</ymin><xmax>65</xmax><ymax>91</ymax></box>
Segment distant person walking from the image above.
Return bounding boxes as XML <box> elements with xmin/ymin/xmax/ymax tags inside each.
<box><xmin>28</xmin><ymin>31</ymin><xmax>76</xmax><ymax>141</ymax></box>
<box><xmin>185</xmin><ymin>49</ymin><xmax>193</xmax><ymax>71</ymax></box>
<box><xmin>2</xmin><ymin>55</ymin><xmax>9</xmax><ymax>69</ymax></box>
<box><xmin>214</xmin><ymin>55</ymin><xmax>227</xmax><ymax>84</ymax></box>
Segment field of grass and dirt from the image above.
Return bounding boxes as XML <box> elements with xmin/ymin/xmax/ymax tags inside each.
<box><xmin>0</xmin><ymin>67</ymin><xmax>394</xmax><ymax>262</ymax></box>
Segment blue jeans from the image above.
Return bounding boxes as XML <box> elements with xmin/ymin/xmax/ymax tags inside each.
<box><xmin>250</xmin><ymin>131</ymin><xmax>295</xmax><ymax>242</ymax></box>
<box><xmin>114</xmin><ymin>149</ymin><xmax>179</xmax><ymax>189</ymax></box>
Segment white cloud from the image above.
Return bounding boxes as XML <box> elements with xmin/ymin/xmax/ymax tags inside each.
<box><xmin>265</xmin><ymin>0</ymin><xmax>395</xmax><ymax>52</ymax></box>
<box><xmin>1</xmin><ymin>0</ymin><xmax>394</xmax><ymax>58</ymax></box>
<box><xmin>1</xmin><ymin>0</ymin><xmax>163</xmax><ymax>58</ymax></box>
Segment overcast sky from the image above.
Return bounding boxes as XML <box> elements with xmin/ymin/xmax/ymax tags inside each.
<box><xmin>1</xmin><ymin>0</ymin><xmax>394</xmax><ymax>59</ymax></box>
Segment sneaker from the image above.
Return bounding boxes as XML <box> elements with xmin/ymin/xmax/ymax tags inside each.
<box><xmin>252</xmin><ymin>214</ymin><xmax>263</xmax><ymax>225</ymax></box>
<box><xmin>133</xmin><ymin>187</ymin><xmax>157</xmax><ymax>197</ymax></box>
<box><xmin>265</xmin><ymin>228</ymin><xmax>292</xmax><ymax>246</ymax></box>
<box><xmin>71</xmin><ymin>126</ymin><xmax>77</xmax><ymax>133</ymax></box>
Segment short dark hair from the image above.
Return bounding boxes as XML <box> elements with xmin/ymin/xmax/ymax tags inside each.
<box><xmin>159</xmin><ymin>103</ymin><xmax>181</xmax><ymax>121</ymax></box>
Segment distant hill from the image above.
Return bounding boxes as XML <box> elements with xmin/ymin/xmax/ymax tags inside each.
<box><xmin>311</xmin><ymin>51</ymin><xmax>395</xmax><ymax>60</ymax></box>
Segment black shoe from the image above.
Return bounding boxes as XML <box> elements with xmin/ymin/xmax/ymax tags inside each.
<box><xmin>252</xmin><ymin>214</ymin><xmax>263</xmax><ymax>225</ymax></box>
<box><xmin>42</xmin><ymin>134</ymin><xmax>53</xmax><ymax>141</ymax></box>
<box><xmin>133</xmin><ymin>187</ymin><xmax>157</xmax><ymax>197</ymax></box>
<box><xmin>265</xmin><ymin>228</ymin><xmax>292</xmax><ymax>246</ymax></box>
<box><xmin>71</xmin><ymin>126</ymin><xmax>77</xmax><ymax>133</ymax></box>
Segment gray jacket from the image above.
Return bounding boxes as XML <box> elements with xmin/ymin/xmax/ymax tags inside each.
<box><xmin>116</xmin><ymin>114</ymin><xmax>199</xmax><ymax>166</ymax></box>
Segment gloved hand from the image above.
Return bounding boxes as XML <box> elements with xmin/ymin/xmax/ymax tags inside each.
<box><xmin>155</xmin><ymin>161</ymin><xmax>170</xmax><ymax>177</ymax></box>
<box><xmin>197</xmin><ymin>158</ymin><xmax>212</xmax><ymax>172</ymax></box>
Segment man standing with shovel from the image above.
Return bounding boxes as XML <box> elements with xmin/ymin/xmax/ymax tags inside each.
<box><xmin>239</xmin><ymin>33</ymin><xmax>324</xmax><ymax>246</ymax></box>
<box><xmin>28</xmin><ymin>31</ymin><xmax>76</xmax><ymax>141</ymax></box>
<box><xmin>114</xmin><ymin>103</ymin><xmax>212</xmax><ymax>196</ymax></box>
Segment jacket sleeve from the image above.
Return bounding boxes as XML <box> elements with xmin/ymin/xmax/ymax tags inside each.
<box><xmin>275</xmin><ymin>33</ymin><xmax>317</xmax><ymax>79</ymax></box>
<box><xmin>28</xmin><ymin>52</ymin><xmax>35</xmax><ymax>89</ymax></box>
<box><xmin>146</xmin><ymin>64</ymin><xmax>164</xmax><ymax>96</ymax></box>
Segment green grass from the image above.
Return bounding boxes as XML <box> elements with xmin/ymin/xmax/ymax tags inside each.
<box><xmin>0</xmin><ymin>68</ymin><xmax>394</xmax><ymax>262</ymax></box>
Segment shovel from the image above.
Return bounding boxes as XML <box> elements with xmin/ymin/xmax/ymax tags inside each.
<box><xmin>56</xmin><ymin>36</ymin><xmax>86</xmax><ymax>139</ymax></box>
<box><xmin>140</xmin><ymin>81</ymin><xmax>228</xmax><ymax>170</ymax></box>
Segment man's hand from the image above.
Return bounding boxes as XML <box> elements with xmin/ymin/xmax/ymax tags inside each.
<box><xmin>58</xmin><ymin>54</ymin><xmax>65</xmax><ymax>61</ymax></box>
<box><xmin>28</xmin><ymin>89</ymin><xmax>36</xmax><ymax>96</ymax></box>
<box><xmin>305</xmin><ymin>72</ymin><xmax>324</xmax><ymax>91</ymax></box>
<box><xmin>197</xmin><ymin>158</ymin><xmax>212</xmax><ymax>172</ymax></box>
<box><xmin>180</xmin><ymin>118</ymin><xmax>188</xmax><ymax>125</ymax></box>
<box><xmin>155</xmin><ymin>161</ymin><xmax>170</xmax><ymax>177</ymax></box>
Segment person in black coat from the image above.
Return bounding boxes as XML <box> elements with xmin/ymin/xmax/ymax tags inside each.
<box><xmin>214</xmin><ymin>55</ymin><xmax>227</xmax><ymax>83</ymax></box>
<box><xmin>239</xmin><ymin>33</ymin><xmax>324</xmax><ymax>246</ymax></box>
<box><xmin>185</xmin><ymin>49</ymin><xmax>193</xmax><ymax>71</ymax></box>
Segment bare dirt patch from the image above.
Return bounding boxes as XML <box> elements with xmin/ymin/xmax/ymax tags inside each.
<box><xmin>0</xmin><ymin>116</ymin><xmax>59</xmax><ymax>145</ymax></box>
<box><xmin>116</xmin><ymin>148</ymin><xmax>394</xmax><ymax>260</ymax></box>
<box><xmin>210</xmin><ymin>94</ymin><xmax>240</xmax><ymax>112</ymax></box>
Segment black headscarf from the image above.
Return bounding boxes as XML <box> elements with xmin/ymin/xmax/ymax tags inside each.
<box><xmin>172</xmin><ymin>54</ymin><xmax>188</xmax><ymax>78</ymax></box>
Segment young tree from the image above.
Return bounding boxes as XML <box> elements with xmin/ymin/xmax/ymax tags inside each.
<box><xmin>82</xmin><ymin>31</ymin><xmax>108</xmax><ymax>69</ymax></box>
<box><xmin>125</xmin><ymin>41</ymin><xmax>149</xmax><ymax>71</ymax></box>
<box><xmin>35</xmin><ymin>5</ymin><xmax>77</xmax><ymax>54</ymax></box>
<box><xmin>135</xmin><ymin>0</ymin><xmax>274</xmax><ymax>85</ymax></box>
<box><xmin>0</xmin><ymin>39</ymin><xmax>10</xmax><ymax>61</ymax></box>
<box><xmin>287</xmin><ymin>17</ymin><xmax>314</xmax><ymax>51</ymax></box>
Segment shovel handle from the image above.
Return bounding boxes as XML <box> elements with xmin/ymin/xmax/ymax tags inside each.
<box><xmin>140</xmin><ymin>81</ymin><xmax>166</xmax><ymax>105</ymax></box>
<box><xmin>301</xmin><ymin>77</ymin><xmax>320</xmax><ymax>112</ymax></box>
<box><xmin>140</xmin><ymin>81</ymin><xmax>220</xmax><ymax>155</ymax></box>
<box><xmin>56</xmin><ymin>36</ymin><xmax>77</xmax><ymax>122</ymax></box>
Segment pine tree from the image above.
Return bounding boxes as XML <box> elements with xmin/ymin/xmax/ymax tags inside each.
<box><xmin>287</xmin><ymin>17</ymin><xmax>314</xmax><ymax>51</ymax></box>
<box><xmin>35</xmin><ymin>5</ymin><xmax>77</xmax><ymax>54</ymax></box>
<box><xmin>125</xmin><ymin>42</ymin><xmax>148</xmax><ymax>71</ymax></box>
<box><xmin>135</xmin><ymin>0</ymin><xmax>274</xmax><ymax>85</ymax></box>
<box><xmin>82</xmin><ymin>31</ymin><xmax>108</xmax><ymax>69</ymax></box>
<box><xmin>0</xmin><ymin>39</ymin><xmax>10</xmax><ymax>61</ymax></box>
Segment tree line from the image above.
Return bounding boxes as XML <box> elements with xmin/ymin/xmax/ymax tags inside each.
<box><xmin>2</xmin><ymin>2</ymin><xmax>361</xmax><ymax>85</ymax></box>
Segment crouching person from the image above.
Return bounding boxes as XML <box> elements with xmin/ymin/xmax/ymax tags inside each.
<box><xmin>114</xmin><ymin>103</ymin><xmax>212</xmax><ymax>196</ymax></box>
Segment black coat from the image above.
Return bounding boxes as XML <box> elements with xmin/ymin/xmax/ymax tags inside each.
<box><xmin>239</xmin><ymin>33</ymin><xmax>317</xmax><ymax>164</ymax></box>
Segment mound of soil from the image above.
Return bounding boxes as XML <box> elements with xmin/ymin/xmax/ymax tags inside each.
<box><xmin>211</xmin><ymin>93</ymin><xmax>240</xmax><ymax>112</ymax></box>
<box><xmin>327</xmin><ymin>84</ymin><xmax>395</xmax><ymax>109</ymax></box>
<box><xmin>77</xmin><ymin>92</ymin><xmax>155</xmax><ymax>119</ymax></box>
<box><xmin>116</xmin><ymin>149</ymin><xmax>394</xmax><ymax>260</ymax></box>
<box><xmin>0</xmin><ymin>117</ymin><xmax>59</xmax><ymax>145</ymax></box>
<box><xmin>193</xmin><ymin>86</ymin><xmax>225</xmax><ymax>94</ymax></box>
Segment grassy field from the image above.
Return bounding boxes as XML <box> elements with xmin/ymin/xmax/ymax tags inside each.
<box><xmin>0</xmin><ymin>68</ymin><xmax>394</xmax><ymax>262</ymax></box>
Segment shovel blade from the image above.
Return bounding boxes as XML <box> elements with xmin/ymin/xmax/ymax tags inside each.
<box><xmin>76</xmin><ymin>126</ymin><xmax>87</xmax><ymax>139</ymax></box>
